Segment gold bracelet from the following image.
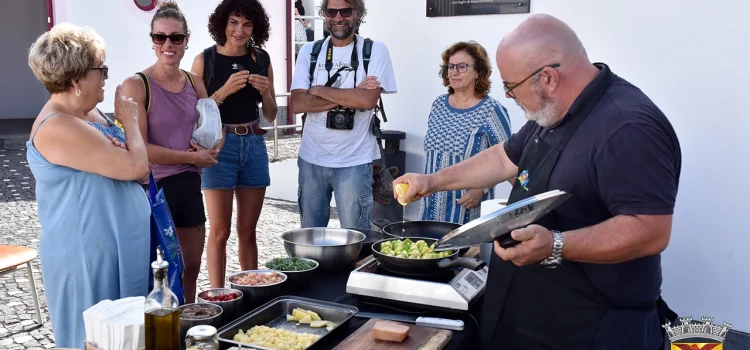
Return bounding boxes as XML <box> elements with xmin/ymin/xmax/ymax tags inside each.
<box><xmin>212</xmin><ymin>93</ymin><xmax>223</xmax><ymax>105</ymax></box>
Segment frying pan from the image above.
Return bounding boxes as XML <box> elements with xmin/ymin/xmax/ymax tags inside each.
<box><xmin>371</xmin><ymin>219</ymin><xmax>469</xmax><ymax>255</ymax></box>
<box><xmin>371</xmin><ymin>237</ymin><xmax>485</xmax><ymax>277</ymax></box>
<box><xmin>345</xmin><ymin>227</ymin><xmax>389</xmax><ymax>259</ymax></box>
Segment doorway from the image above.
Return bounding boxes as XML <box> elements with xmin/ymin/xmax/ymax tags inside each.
<box><xmin>0</xmin><ymin>0</ymin><xmax>50</xmax><ymax>119</ymax></box>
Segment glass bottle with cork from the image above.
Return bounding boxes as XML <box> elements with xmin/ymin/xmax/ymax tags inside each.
<box><xmin>145</xmin><ymin>247</ymin><xmax>180</xmax><ymax>349</ymax></box>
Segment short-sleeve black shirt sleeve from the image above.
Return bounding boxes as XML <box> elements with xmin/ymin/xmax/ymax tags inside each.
<box><xmin>503</xmin><ymin>120</ymin><xmax>534</xmax><ymax>166</ymax></box>
<box><xmin>594</xmin><ymin>121</ymin><xmax>681</xmax><ymax>216</ymax></box>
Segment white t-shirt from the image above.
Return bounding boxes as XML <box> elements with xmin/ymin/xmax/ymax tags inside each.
<box><xmin>290</xmin><ymin>35</ymin><xmax>398</xmax><ymax>168</ymax></box>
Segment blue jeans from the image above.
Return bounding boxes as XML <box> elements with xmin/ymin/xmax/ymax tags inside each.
<box><xmin>297</xmin><ymin>158</ymin><xmax>373</xmax><ymax>229</ymax></box>
<box><xmin>201</xmin><ymin>133</ymin><xmax>270</xmax><ymax>190</ymax></box>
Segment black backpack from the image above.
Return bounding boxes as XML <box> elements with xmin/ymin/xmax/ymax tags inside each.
<box><xmin>202</xmin><ymin>45</ymin><xmax>271</xmax><ymax>104</ymax></box>
<box><xmin>302</xmin><ymin>37</ymin><xmax>387</xmax><ymax>137</ymax></box>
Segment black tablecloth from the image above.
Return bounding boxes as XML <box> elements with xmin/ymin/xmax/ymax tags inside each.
<box><xmin>278</xmin><ymin>266</ymin><xmax>481</xmax><ymax>350</ymax></box>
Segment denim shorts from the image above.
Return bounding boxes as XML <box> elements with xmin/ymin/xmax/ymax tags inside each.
<box><xmin>201</xmin><ymin>133</ymin><xmax>270</xmax><ymax>190</ymax></box>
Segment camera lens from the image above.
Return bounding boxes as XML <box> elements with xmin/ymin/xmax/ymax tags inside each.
<box><xmin>333</xmin><ymin>113</ymin><xmax>346</xmax><ymax>125</ymax></box>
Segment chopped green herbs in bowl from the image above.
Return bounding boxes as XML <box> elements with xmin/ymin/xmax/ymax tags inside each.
<box><xmin>264</xmin><ymin>257</ymin><xmax>319</xmax><ymax>290</ymax></box>
<box><xmin>265</xmin><ymin>257</ymin><xmax>318</xmax><ymax>271</ymax></box>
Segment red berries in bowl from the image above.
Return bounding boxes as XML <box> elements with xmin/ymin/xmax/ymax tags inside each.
<box><xmin>203</xmin><ymin>293</ymin><xmax>239</xmax><ymax>302</ymax></box>
<box><xmin>197</xmin><ymin>288</ymin><xmax>243</xmax><ymax>304</ymax></box>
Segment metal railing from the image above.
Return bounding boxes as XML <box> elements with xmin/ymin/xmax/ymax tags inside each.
<box><xmin>261</xmin><ymin>92</ymin><xmax>302</xmax><ymax>162</ymax></box>
<box><xmin>260</xmin><ymin>12</ymin><xmax>326</xmax><ymax>162</ymax></box>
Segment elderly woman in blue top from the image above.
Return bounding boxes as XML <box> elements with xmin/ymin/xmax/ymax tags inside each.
<box><xmin>418</xmin><ymin>41</ymin><xmax>512</xmax><ymax>225</ymax></box>
<box><xmin>26</xmin><ymin>23</ymin><xmax>151</xmax><ymax>347</ymax></box>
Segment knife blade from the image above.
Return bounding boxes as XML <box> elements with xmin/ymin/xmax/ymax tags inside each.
<box><xmin>355</xmin><ymin>311</ymin><xmax>464</xmax><ymax>331</ymax></box>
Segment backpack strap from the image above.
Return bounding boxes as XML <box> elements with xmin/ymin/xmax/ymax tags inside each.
<box><xmin>308</xmin><ymin>39</ymin><xmax>326</xmax><ymax>83</ymax></box>
<box><xmin>363</xmin><ymin>38</ymin><xmax>373</xmax><ymax>75</ymax></box>
<box><xmin>253</xmin><ymin>48</ymin><xmax>271</xmax><ymax>103</ymax></box>
<box><xmin>203</xmin><ymin>45</ymin><xmax>217</xmax><ymax>94</ymax></box>
<box><xmin>301</xmin><ymin>39</ymin><xmax>326</xmax><ymax>136</ymax></box>
<box><xmin>135</xmin><ymin>72</ymin><xmax>151</xmax><ymax>114</ymax></box>
<box><xmin>362</xmin><ymin>38</ymin><xmax>388</xmax><ymax>124</ymax></box>
<box><xmin>181</xmin><ymin>69</ymin><xmax>195</xmax><ymax>90</ymax></box>
<box><xmin>253</xmin><ymin>47</ymin><xmax>271</xmax><ymax>76</ymax></box>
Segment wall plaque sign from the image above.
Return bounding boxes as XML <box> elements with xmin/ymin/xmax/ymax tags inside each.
<box><xmin>426</xmin><ymin>0</ymin><xmax>530</xmax><ymax>18</ymax></box>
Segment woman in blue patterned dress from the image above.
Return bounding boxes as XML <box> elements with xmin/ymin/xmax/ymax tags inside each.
<box><xmin>419</xmin><ymin>41</ymin><xmax>512</xmax><ymax>225</ymax></box>
<box><xmin>26</xmin><ymin>23</ymin><xmax>152</xmax><ymax>347</ymax></box>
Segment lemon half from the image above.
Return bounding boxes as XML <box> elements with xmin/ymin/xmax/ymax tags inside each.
<box><xmin>395</xmin><ymin>183</ymin><xmax>411</xmax><ymax>206</ymax></box>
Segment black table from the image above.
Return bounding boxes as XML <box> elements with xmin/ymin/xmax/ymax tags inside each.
<box><xmin>235</xmin><ymin>266</ymin><xmax>481</xmax><ymax>350</ymax></box>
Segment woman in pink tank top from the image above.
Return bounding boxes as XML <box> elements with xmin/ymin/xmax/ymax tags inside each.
<box><xmin>119</xmin><ymin>0</ymin><xmax>218</xmax><ymax>304</ymax></box>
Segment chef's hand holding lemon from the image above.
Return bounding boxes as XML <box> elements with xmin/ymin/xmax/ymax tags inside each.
<box><xmin>392</xmin><ymin>173</ymin><xmax>436</xmax><ymax>206</ymax></box>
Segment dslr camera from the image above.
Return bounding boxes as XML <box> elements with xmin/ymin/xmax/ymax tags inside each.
<box><xmin>326</xmin><ymin>107</ymin><xmax>355</xmax><ymax>130</ymax></box>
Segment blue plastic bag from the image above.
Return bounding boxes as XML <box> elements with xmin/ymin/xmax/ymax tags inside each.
<box><xmin>146</xmin><ymin>173</ymin><xmax>186</xmax><ymax>305</ymax></box>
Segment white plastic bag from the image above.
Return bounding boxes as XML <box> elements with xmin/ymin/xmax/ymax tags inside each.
<box><xmin>192</xmin><ymin>98</ymin><xmax>223</xmax><ymax>150</ymax></box>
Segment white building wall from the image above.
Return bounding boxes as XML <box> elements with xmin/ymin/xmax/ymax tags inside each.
<box><xmin>357</xmin><ymin>0</ymin><xmax>750</xmax><ymax>333</ymax></box>
<box><xmin>52</xmin><ymin>0</ymin><xmax>289</xmax><ymax>111</ymax></box>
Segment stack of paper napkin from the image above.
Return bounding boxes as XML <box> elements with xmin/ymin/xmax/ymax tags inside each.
<box><xmin>83</xmin><ymin>296</ymin><xmax>145</xmax><ymax>350</ymax></box>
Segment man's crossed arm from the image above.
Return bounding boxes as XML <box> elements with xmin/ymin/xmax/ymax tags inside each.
<box><xmin>289</xmin><ymin>77</ymin><xmax>382</xmax><ymax>114</ymax></box>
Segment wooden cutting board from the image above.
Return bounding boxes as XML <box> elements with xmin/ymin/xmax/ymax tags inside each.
<box><xmin>333</xmin><ymin>318</ymin><xmax>452</xmax><ymax>350</ymax></box>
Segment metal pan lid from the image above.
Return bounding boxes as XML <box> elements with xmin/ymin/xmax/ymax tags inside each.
<box><xmin>433</xmin><ymin>190</ymin><xmax>571</xmax><ymax>251</ymax></box>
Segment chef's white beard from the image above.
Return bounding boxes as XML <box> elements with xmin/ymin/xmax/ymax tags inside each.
<box><xmin>519</xmin><ymin>83</ymin><xmax>562</xmax><ymax>127</ymax></box>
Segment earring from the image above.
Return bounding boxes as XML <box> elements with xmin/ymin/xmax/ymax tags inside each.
<box><xmin>185</xmin><ymin>46</ymin><xmax>189</xmax><ymax>50</ymax></box>
<box><xmin>75</xmin><ymin>88</ymin><xmax>81</xmax><ymax>97</ymax></box>
<box><xmin>152</xmin><ymin>45</ymin><xmax>154</xmax><ymax>49</ymax></box>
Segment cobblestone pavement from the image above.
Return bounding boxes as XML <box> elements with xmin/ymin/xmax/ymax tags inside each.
<box><xmin>0</xmin><ymin>134</ymin><xmax>337</xmax><ymax>349</ymax></box>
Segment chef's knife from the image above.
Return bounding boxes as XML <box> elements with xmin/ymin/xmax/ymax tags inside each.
<box><xmin>355</xmin><ymin>311</ymin><xmax>464</xmax><ymax>331</ymax></box>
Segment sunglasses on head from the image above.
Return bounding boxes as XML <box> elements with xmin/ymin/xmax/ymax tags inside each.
<box><xmin>325</xmin><ymin>8</ymin><xmax>354</xmax><ymax>18</ymax></box>
<box><xmin>150</xmin><ymin>33</ymin><xmax>187</xmax><ymax>45</ymax></box>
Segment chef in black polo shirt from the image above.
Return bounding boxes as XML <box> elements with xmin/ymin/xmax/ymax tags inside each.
<box><xmin>395</xmin><ymin>14</ymin><xmax>682</xmax><ymax>350</ymax></box>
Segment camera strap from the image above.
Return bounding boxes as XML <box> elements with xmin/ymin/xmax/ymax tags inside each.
<box><xmin>324</xmin><ymin>37</ymin><xmax>359</xmax><ymax>88</ymax></box>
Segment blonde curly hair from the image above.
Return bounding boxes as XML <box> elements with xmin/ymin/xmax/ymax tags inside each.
<box><xmin>27</xmin><ymin>23</ymin><xmax>106</xmax><ymax>94</ymax></box>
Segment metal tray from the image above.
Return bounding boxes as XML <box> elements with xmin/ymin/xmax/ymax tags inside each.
<box><xmin>217</xmin><ymin>295</ymin><xmax>359</xmax><ymax>349</ymax></box>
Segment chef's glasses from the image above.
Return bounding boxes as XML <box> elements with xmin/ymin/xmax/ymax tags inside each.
<box><xmin>503</xmin><ymin>63</ymin><xmax>560</xmax><ymax>99</ymax></box>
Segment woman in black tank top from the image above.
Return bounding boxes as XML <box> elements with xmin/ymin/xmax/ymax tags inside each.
<box><xmin>190</xmin><ymin>0</ymin><xmax>277</xmax><ymax>289</ymax></box>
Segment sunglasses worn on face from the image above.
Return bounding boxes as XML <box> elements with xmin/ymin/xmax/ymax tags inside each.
<box><xmin>150</xmin><ymin>33</ymin><xmax>187</xmax><ymax>45</ymax></box>
<box><xmin>325</xmin><ymin>8</ymin><xmax>354</xmax><ymax>18</ymax></box>
<box><xmin>90</xmin><ymin>65</ymin><xmax>108</xmax><ymax>79</ymax></box>
<box><xmin>503</xmin><ymin>63</ymin><xmax>561</xmax><ymax>99</ymax></box>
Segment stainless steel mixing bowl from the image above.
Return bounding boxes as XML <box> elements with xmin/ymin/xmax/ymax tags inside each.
<box><xmin>227</xmin><ymin>270</ymin><xmax>287</xmax><ymax>309</ymax></box>
<box><xmin>179</xmin><ymin>302</ymin><xmax>223</xmax><ymax>339</ymax></box>
<box><xmin>281</xmin><ymin>228</ymin><xmax>365</xmax><ymax>270</ymax></box>
<box><xmin>196</xmin><ymin>288</ymin><xmax>243</xmax><ymax>321</ymax></box>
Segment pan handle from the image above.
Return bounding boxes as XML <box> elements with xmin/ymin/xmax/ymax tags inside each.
<box><xmin>438</xmin><ymin>257</ymin><xmax>486</xmax><ymax>271</ymax></box>
<box><xmin>497</xmin><ymin>233</ymin><xmax>521</xmax><ymax>249</ymax></box>
<box><xmin>371</xmin><ymin>219</ymin><xmax>392</xmax><ymax>230</ymax></box>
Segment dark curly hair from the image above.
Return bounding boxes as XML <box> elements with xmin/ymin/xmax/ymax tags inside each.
<box><xmin>439</xmin><ymin>41</ymin><xmax>492</xmax><ymax>97</ymax></box>
<box><xmin>208</xmin><ymin>0</ymin><xmax>270</xmax><ymax>48</ymax></box>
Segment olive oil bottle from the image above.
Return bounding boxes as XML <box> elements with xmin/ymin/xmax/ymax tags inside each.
<box><xmin>145</xmin><ymin>247</ymin><xmax>180</xmax><ymax>350</ymax></box>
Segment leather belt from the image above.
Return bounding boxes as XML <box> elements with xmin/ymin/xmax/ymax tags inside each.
<box><xmin>224</xmin><ymin>123</ymin><xmax>267</xmax><ymax>136</ymax></box>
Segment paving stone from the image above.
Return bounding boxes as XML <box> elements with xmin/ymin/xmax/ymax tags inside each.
<box><xmin>13</xmin><ymin>335</ymin><xmax>33</xmax><ymax>344</ymax></box>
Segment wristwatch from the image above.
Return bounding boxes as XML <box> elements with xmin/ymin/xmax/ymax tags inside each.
<box><xmin>541</xmin><ymin>230</ymin><xmax>564</xmax><ymax>268</ymax></box>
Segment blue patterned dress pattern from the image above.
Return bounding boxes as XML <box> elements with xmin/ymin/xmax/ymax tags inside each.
<box><xmin>418</xmin><ymin>94</ymin><xmax>512</xmax><ymax>225</ymax></box>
